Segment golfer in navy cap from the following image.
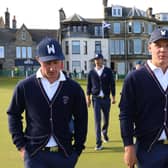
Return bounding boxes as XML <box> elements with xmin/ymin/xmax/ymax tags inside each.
<box><xmin>86</xmin><ymin>53</ymin><xmax>116</xmax><ymax>150</ymax></box>
<box><xmin>119</xmin><ymin>28</ymin><xmax>168</xmax><ymax>168</ymax></box>
<box><xmin>7</xmin><ymin>37</ymin><xmax>88</xmax><ymax>168</ymax></box>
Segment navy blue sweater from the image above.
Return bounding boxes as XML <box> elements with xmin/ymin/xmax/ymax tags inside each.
<box><xmin>119</xmin><ymin>65</ymin><xmax>168</xmax><ymax>150</ymax></box>
<box><xmin>87</xmin><ymin>67</ymin><xmax>115</xmax><ymax>97</ymax></box>
<box><xmin>7</xmin><ymin>74</ymin><xmax>88</xmax><ymax>157</ymax></box>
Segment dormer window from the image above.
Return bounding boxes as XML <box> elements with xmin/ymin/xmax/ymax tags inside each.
<box><xmin>21</xmin><ymin>30</ymin><xmax>26</xmax><ymax>40</ymax></box>
<box><xmin>112</xmin><ymin>6</ymin><xmax>122</xmax><ymax>17</ymax></box>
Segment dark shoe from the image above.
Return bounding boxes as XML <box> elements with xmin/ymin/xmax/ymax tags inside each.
<box><xmin>103</xmin><ymin>135</ymin><xmax>109</xmax><ymax>143</ymax></box>
<box><xmin>95</xmin><ymin>144</ymin><xmax>103</xmax><ymax>150</ymax></box>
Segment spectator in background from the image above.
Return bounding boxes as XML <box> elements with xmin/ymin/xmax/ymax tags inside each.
<box><xmin>135</xmin><ymin>60</ymin><xmax>142</xmax><ymax>70</ymax></box>
<box><xmin>86</xmin><ymin>53</ymin><xmax>116</xmax><ymax>150</ymax></box>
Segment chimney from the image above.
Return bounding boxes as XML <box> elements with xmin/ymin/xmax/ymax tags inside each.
<box><xmin>5</xmin><ymin>8</ymin><xmax>10</xmax><ymax>28</ymax></box>
<box><xmin>103</xmin><ymin>0</ymin><xmax>108</xmax><ymax>7</ymax></box>
<box><xmin>0</xmin><ymin>16</ymin><xmax>5</xmax><ymax>28</ymax></box>
<box><xmin>59</xmin><ymin>8</ymin><xmax>66</xmax><ymax>21</ymax></box>
<box><xmin>12</xmin><ymin>16</ymin><xmax>17</xmax><ymax>29</ymax></box>
<box><xmin>146</xmin><ymin>7</ymin><xmax>153</xmax><ymax>18</ymax></box>
<box><xmin>103</xmin><ymin>0</ymin><xmax>108</xmax><ymax>18</ymax></box>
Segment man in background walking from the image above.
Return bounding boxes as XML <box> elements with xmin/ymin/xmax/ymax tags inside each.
<box><xmin>86</xmin><ymin>53</ymin><xmax>116</xmax><ymax>150</ymax></box>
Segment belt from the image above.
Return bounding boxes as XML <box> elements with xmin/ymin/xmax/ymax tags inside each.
<box><xmin>42</xmin><ymin>146</ymin><xmax>59</xmax><ymax>152</ymax></box>
<box><xmin>157</xmin><ymin>139</ymin><xmax>168</xmax><ymax>145</ymax></box>
<box><xmin>94</xmin><ymin>96</ymin><xmax>105</xmax><ymax>99</ymax></box>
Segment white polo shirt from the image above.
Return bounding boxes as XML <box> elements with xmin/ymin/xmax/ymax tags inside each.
<box><xmin>36</xmin><ymin>69</ymin><xmax>66</xmax><ymax>147</ymax></box>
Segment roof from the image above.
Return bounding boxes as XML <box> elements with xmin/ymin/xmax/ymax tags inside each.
<box><xmin>0</xmin><ymin>27</ymin><xmax>58</xmax><ymax>43</ymax></box>
<box><xmin>127</xmin><ymin>7</ymin><xmax>146</xmax><ymax>17</ymax></box>
<box><xmin>0</xmin><ymin>28</ymin><xmax>16</xmax><ymax>42</ymax></box>
<box><xmin>62</xmin><ymin>13</ymin><xmax>87</xmax><ymax>22</ymax></box>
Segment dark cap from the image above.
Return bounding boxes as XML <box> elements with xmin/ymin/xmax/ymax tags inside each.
<box><xmin>136</xmin><ymin>60</ymin><xmax>142</xmax><ymax>65</ymax></box>
<box><xmin>149</xmin><ymin>28</ymin><xmax>168</xmax><ymax>43</ymax></box>
<box><xmin>93</xmin><ymin>53</ymin><xmax>104</xmax><ymax>60</ymax></box>
<box><xmin>36</xmin><ymin>37</ymin><xmax>65</xmax><ymax>62</ymax></box>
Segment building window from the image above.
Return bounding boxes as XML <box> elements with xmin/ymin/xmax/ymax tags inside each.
<box><xmin>134</xmin><ymin>39</ymin><xmax>142</xmax><ymax>54</ymax></box>
<box><xmin>83</xmin><ymin>26</ymin><xmax>87</xmax><ymax>32</ymax></box>
<box><xmin>72</xmin><ymin>41</ymin><xmax>80</xmax><ymax>54</ymax></box>
<box><xmin>16</xmin><ymin>46</ymin><xmax>32</xmax><ymax>58</ymax></box>
<box><xmin>128</xmin><ymin>22</ymin><xmax>132</xmax><ymax>33</ymax></box>
<box><xmin>133</xmin><ymin>21</ymin><xmax>141</xmax><ymax>33</ymax></box>
<box><xmin>148</xmin><ymin>23</ymin><xmax>153</xmax><ymax>34</ymax></box>
<box><xmin>27</xmin><ymin>47</ymin><xmax>32</xmax><ymax>58</ymax></box>
<box><xmin>72</xmin><ymin>61</ymin><xmax>81</xmax><ymax>72</ymax></box>
<box><xmin>16</xmin><ymin>47</ymin><xmax>21</xmax><ymax>58</ymax></box>
<box><xmin>65</xmin><ymin>41</ymin><xmax>69</xmax><ymax>55</ymax></box>
<box><xmin>77</xmin><ymin>26</ymin><xmax>82</xmax><ymax>32</ymax></box>
<box><xmin>22</xmin><ymin>47</ymin><xmax>27</xmax><ymax>58</ymax></box>
<box><xmin>112</xmin><ymin>7</ymin><xmax>122</xmax><ymax>17</ymax></box>
<box><xmin>113</xmin><ymin>22</ymin><xmax>120</xmax><ymax>34</ymax></box>
<box><xmin>95</xmin><ymin>41</ymin><xmax>101</xmax><ymax>54</ymax></box>
<box><xmin>72</xmin><ymin>26</ymin><xmax>77</xmax><ymax>32</ymax></box>
<box><xmin>110</xmin><ymin>40</ymin><xmax>124</xmax><ymax>55</ymax></box>
<box><xmin>94</xmin><ymin>26</ymin><xmax>102</xmax><ymax>36</ymax></box>
<box><xmin>0</xmin><ymin>46</ymin><xmax>5</xmax><ymax>58</ymax></box>
<box><xmin>21</xmin><ymin>30</ymin><xmax>26</xmax><ymax>40</ymax></box>
<box><xmin>83</xmin><ymin>41</ymin><xmax>87</xmax><ymax>55</ymax></box>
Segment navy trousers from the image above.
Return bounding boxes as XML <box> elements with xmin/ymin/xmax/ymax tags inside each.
<box><xmin>92</xmin><ymin>97</ymin><xmax>111</xmax><ymax>145</ymax></box>
<box><xmin>24</xmin><ymin>150</ymin><xmax>78</xmax><ymax>168</ymax></box>
<box><xmin>136</xmin><ymin>142</ymin><xmax>168</xmax><ymax>168</ymax></box>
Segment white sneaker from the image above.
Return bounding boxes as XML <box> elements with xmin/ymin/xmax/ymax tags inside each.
<box><xmin>95</xmin><ymin>145</ymin><xmax>103</xmax><ymax>150</ymax></box>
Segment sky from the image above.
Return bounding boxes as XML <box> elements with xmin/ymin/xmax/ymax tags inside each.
<box><xmin>0</xmin><ymin>0</ymin><xmax>168</xmax><ymax>29</ymax></box>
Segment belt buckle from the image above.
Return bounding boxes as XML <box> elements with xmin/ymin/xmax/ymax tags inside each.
<box><xmin>163</xmin><ymin>140</ymin><xmax>168</xmax><ymax>144</ymax></box>
<box><xmin>49</xmin><ymin>146</ymin><xmax>58</xmax><ymax>152</ymax></box>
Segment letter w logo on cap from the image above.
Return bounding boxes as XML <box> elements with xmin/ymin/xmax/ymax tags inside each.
<box><xmin>47</xmin><ymin>44</ymin><xmax>55</xmax><ymax>54</ymax></box>
<box><xmin>161</xmin><ymin>30</ymin><xmax>166</xmax><ymax>36</ymax></box>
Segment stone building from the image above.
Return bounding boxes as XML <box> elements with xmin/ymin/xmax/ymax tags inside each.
<box><xmin>59</xmin><ymin>1</ymin><xmax>168</xmax><ymax>75</ymax></box>
<box><xmin>1</xmin><ymin>1</ymin><xmax>168</xmax><ymax>76</ymax></box>
<box><xmin>0</xmin><ymin>8</ymin><xmax>58</xmax><ymax>73</ymax></box>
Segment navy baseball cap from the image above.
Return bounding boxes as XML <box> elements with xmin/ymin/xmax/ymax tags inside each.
<box><xmin>36</xmin><ymin>37</ymin><xmax>65</xmax><ymax>62</ymax></box>
<box><xmin>93</xmin><ymin>53</ymin><xmax>104</xmax><ymax>60</ymax></box>
<box><xmin>149</xmin><ymin>28</ymin><xmax>168</xmax><ymax>43</ymax></box>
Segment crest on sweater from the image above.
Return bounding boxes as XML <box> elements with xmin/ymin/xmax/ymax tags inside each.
<box><xmin>62</xmin><ymin>96</ymin><xmax>69</xmax><ymax>104</ymax></box>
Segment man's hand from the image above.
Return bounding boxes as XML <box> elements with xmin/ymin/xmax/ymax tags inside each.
<box><xmin>124</xmin><ymin>145</ymin><xmax>137</xmax><ymax>168</ymax></box>
<box><xmin>111</xmin><ymin>96</ymin><xmax>116</xmax><ymax>104</ymax></box>
<box><xmin>19</xmin><ymin>147</ymin><xmax>25</xmax><ymax>159</ymax></box>
<box><xmin>86</xmin><ymin>95</ymin><xmax>91</xmax><ymax>107</ymax></box>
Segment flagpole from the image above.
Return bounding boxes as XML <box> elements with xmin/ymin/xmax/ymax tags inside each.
<box><xmin>102</xmin><ymin>26</ymin><xmax>104</xmax><ymax>38</ymax></box>
<box><xmin>102</xmin><ymin>21</ymin><xmax>105</xmax><ymax>39</ymax></box>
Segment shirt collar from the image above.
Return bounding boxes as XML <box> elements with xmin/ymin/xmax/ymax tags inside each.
<box><xmin>147</xmin><ymin>60</ymin><xmax>162</xmax><ymax>72</ymax></box>
<box><xmin>147</xmin><ymin>60</ymin><xmax>168</xmax><ymax>76</ymax></box>
<box><xmin>95</xmin><ymin>65</ymin><xmax>104</xmax><ymax>71</ymax></box>
<box><xmin>36</xmin><ymin>68</ymin><xmax>66</xmax><ymax>82</ymax></box>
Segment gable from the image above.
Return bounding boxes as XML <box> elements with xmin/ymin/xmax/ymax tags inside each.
<box><xmin>15</xmin><ymin>24</ymin><xmax>33</xmax><ymax>43</ymax></box>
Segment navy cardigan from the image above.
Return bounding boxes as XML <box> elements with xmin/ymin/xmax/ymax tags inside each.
<box><xmin>7</xmin><ymin>74</ymin><xmax>88</xmax><ymax>157</ymax></box>
<box><xmin>119</xmin><ymin>65</ymin><xmax>168</xmax><ymax>151</ymax></box>
<box><xmin>87</xmin><ymin>67</ymin><xmax>115</xmax><ymax>97</ymax></box>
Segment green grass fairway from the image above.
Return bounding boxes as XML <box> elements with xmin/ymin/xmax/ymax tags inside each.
<box><xmin>0</xmin><ymin>77</ymin><xmax>125</xmax><ymax>168</ymax></box>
